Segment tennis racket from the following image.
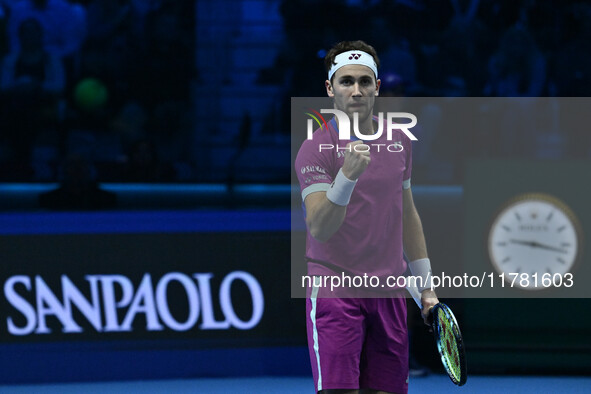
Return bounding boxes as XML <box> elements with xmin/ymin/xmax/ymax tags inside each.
<box><xmin>406</xmin><ymin>284</ymin><xmax>467</xmax><ymax>386</ymax></box>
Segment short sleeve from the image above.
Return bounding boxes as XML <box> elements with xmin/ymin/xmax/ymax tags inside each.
<box><xmin>295</xmin><ymin>139</ymin><xmax>334</xmax><ymax>201</ymax></box>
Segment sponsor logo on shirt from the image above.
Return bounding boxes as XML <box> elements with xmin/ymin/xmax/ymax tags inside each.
<box><xmin>300</xmin><ymin>165</ymin><xmax>326</xmax><ymax>175</ymax></box>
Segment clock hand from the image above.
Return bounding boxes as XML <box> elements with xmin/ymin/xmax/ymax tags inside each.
<box><xmin>509</xmin><ymin>239</ymin><xmax>568</xmax><ymax>254</ymax></box>
<box><xmin>530</xmin><ymin>241</ymin><xmax>568</xmax><ymax>254</ymax></box>
<box><xmin>509</xmin><ymin>239</ymin><xmax>536</xmax><ymax>247</ymax></box>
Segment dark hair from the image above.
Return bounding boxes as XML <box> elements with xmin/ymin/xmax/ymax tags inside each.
<box><xmin>324</xmin><ymin>40</ymin><xmax>380</xmax><ymax>82</ymax></box>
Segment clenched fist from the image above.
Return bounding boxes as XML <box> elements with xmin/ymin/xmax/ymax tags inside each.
<box><xmin>341</xmin><ymin>140</ymin><xmax>370</xmax><ymax>180</ymax></box>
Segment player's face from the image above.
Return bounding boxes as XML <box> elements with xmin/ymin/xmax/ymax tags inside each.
<box><xmin>326</xmin><ymin>65</ymin><xmax>380</xmax><ymax>123</ymax></box>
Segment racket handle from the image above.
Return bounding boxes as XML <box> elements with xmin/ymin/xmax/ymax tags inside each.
<box><xmin>406</xmin><ymin>284</ymin><xmax>423</xmax><ymax>310</ymax></box>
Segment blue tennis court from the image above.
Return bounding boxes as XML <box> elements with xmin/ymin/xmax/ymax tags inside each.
<box><xmin>1</xmin><ymin>375</ymin><xmax>590</xmax><ymax>393</ymax></box>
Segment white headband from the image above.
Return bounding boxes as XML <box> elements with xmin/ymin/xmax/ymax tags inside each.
<box><xmin>328</xmin><ymin>50</ymin><xmax>378</xmax><ymax>81</ymax></box>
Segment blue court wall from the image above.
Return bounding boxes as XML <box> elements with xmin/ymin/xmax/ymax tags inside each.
<box><xmin>0</xmin><ymin>183</ymin><xmax>462</xmax><ymax>384</ymax></box>
<box><xmin>0</xmin><ymin>184</ymin><xmax>460</xmax><ymax>384</ymax></box>
<box><xmin>0</xmin><ymin>204</ymin><xmax>310</xmax><ymax>384</ymax></box>
<box><xmin>2</xmin><ymin>182</ymin><xmax>588</xmax><ymax>383</ymax></box>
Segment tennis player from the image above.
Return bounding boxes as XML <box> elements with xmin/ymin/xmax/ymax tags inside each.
<box><xmin>295</xmin><ymin>40</ymin><xmax>439</xmax><ymax>394</ymax></box>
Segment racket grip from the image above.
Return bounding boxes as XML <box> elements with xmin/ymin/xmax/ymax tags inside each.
<box><xmin>406</xmin><ymin>284</ymin><xmax>423</xmax><ymax>310</ymax></box>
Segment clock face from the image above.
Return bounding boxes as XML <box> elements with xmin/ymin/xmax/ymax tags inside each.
<box><xmin>488</xmin><ymin>193</ymin><xmax>582</xmax><ymax>290</ymax></box>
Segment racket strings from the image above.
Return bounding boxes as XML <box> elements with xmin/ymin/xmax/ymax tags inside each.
<box><xmin>437</xmin><ymin>309</ymin><xmax>462</xmax><ymax>381</ymax></box>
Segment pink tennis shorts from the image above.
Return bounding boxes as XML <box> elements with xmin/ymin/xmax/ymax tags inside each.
<box><xmin>306</xmin><ymin>293</ymin><xmax>409</xmax><ymax>393</ymax></box>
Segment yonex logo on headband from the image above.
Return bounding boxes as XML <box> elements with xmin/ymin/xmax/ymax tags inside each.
<box><xmin>328</xmin><ymin>50</ymin><xmax>378</xmax><ymax>80</ymax></box>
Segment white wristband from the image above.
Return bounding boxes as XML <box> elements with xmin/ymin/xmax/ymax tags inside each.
<box><xmin>326</xmin><ymin>169</ymin><xmax>357</xmax><ymax>206</ymax></box>
<box><xmin>409</xmin><ymin>258</ymin><xmax>432</xmax><ymax>292</ymax></box>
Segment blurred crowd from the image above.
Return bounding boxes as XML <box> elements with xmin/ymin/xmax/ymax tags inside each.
<box><xmin>274</xmin><ymin>0</ymin><xmax>590</xmax><ymax>98</ymax></box>
<box><xmin>0</xmin><ymin>0</ymin><xmax>194</xmax><ymax>183</ymax></box>
<box><xmin>1</xmin><ymin>0</ymin><xmax>590</xmax><ymax>187</ymax></box>
<box><xmin>267</xmin><ymin>0</ymin><xmax>591</xmax><ymax>183</ymax></box>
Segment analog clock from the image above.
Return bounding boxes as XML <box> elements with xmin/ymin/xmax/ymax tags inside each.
<box><xmin>488</xmin><ymin>193</ymin><xmax>582</xmax><ymax>290</ymax></box>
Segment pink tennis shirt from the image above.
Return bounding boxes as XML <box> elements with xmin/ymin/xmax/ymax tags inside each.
<box><xmin>295</xmin><ymin>116</ymin><xmax>413</xmax><ymax>285</ymax></box>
